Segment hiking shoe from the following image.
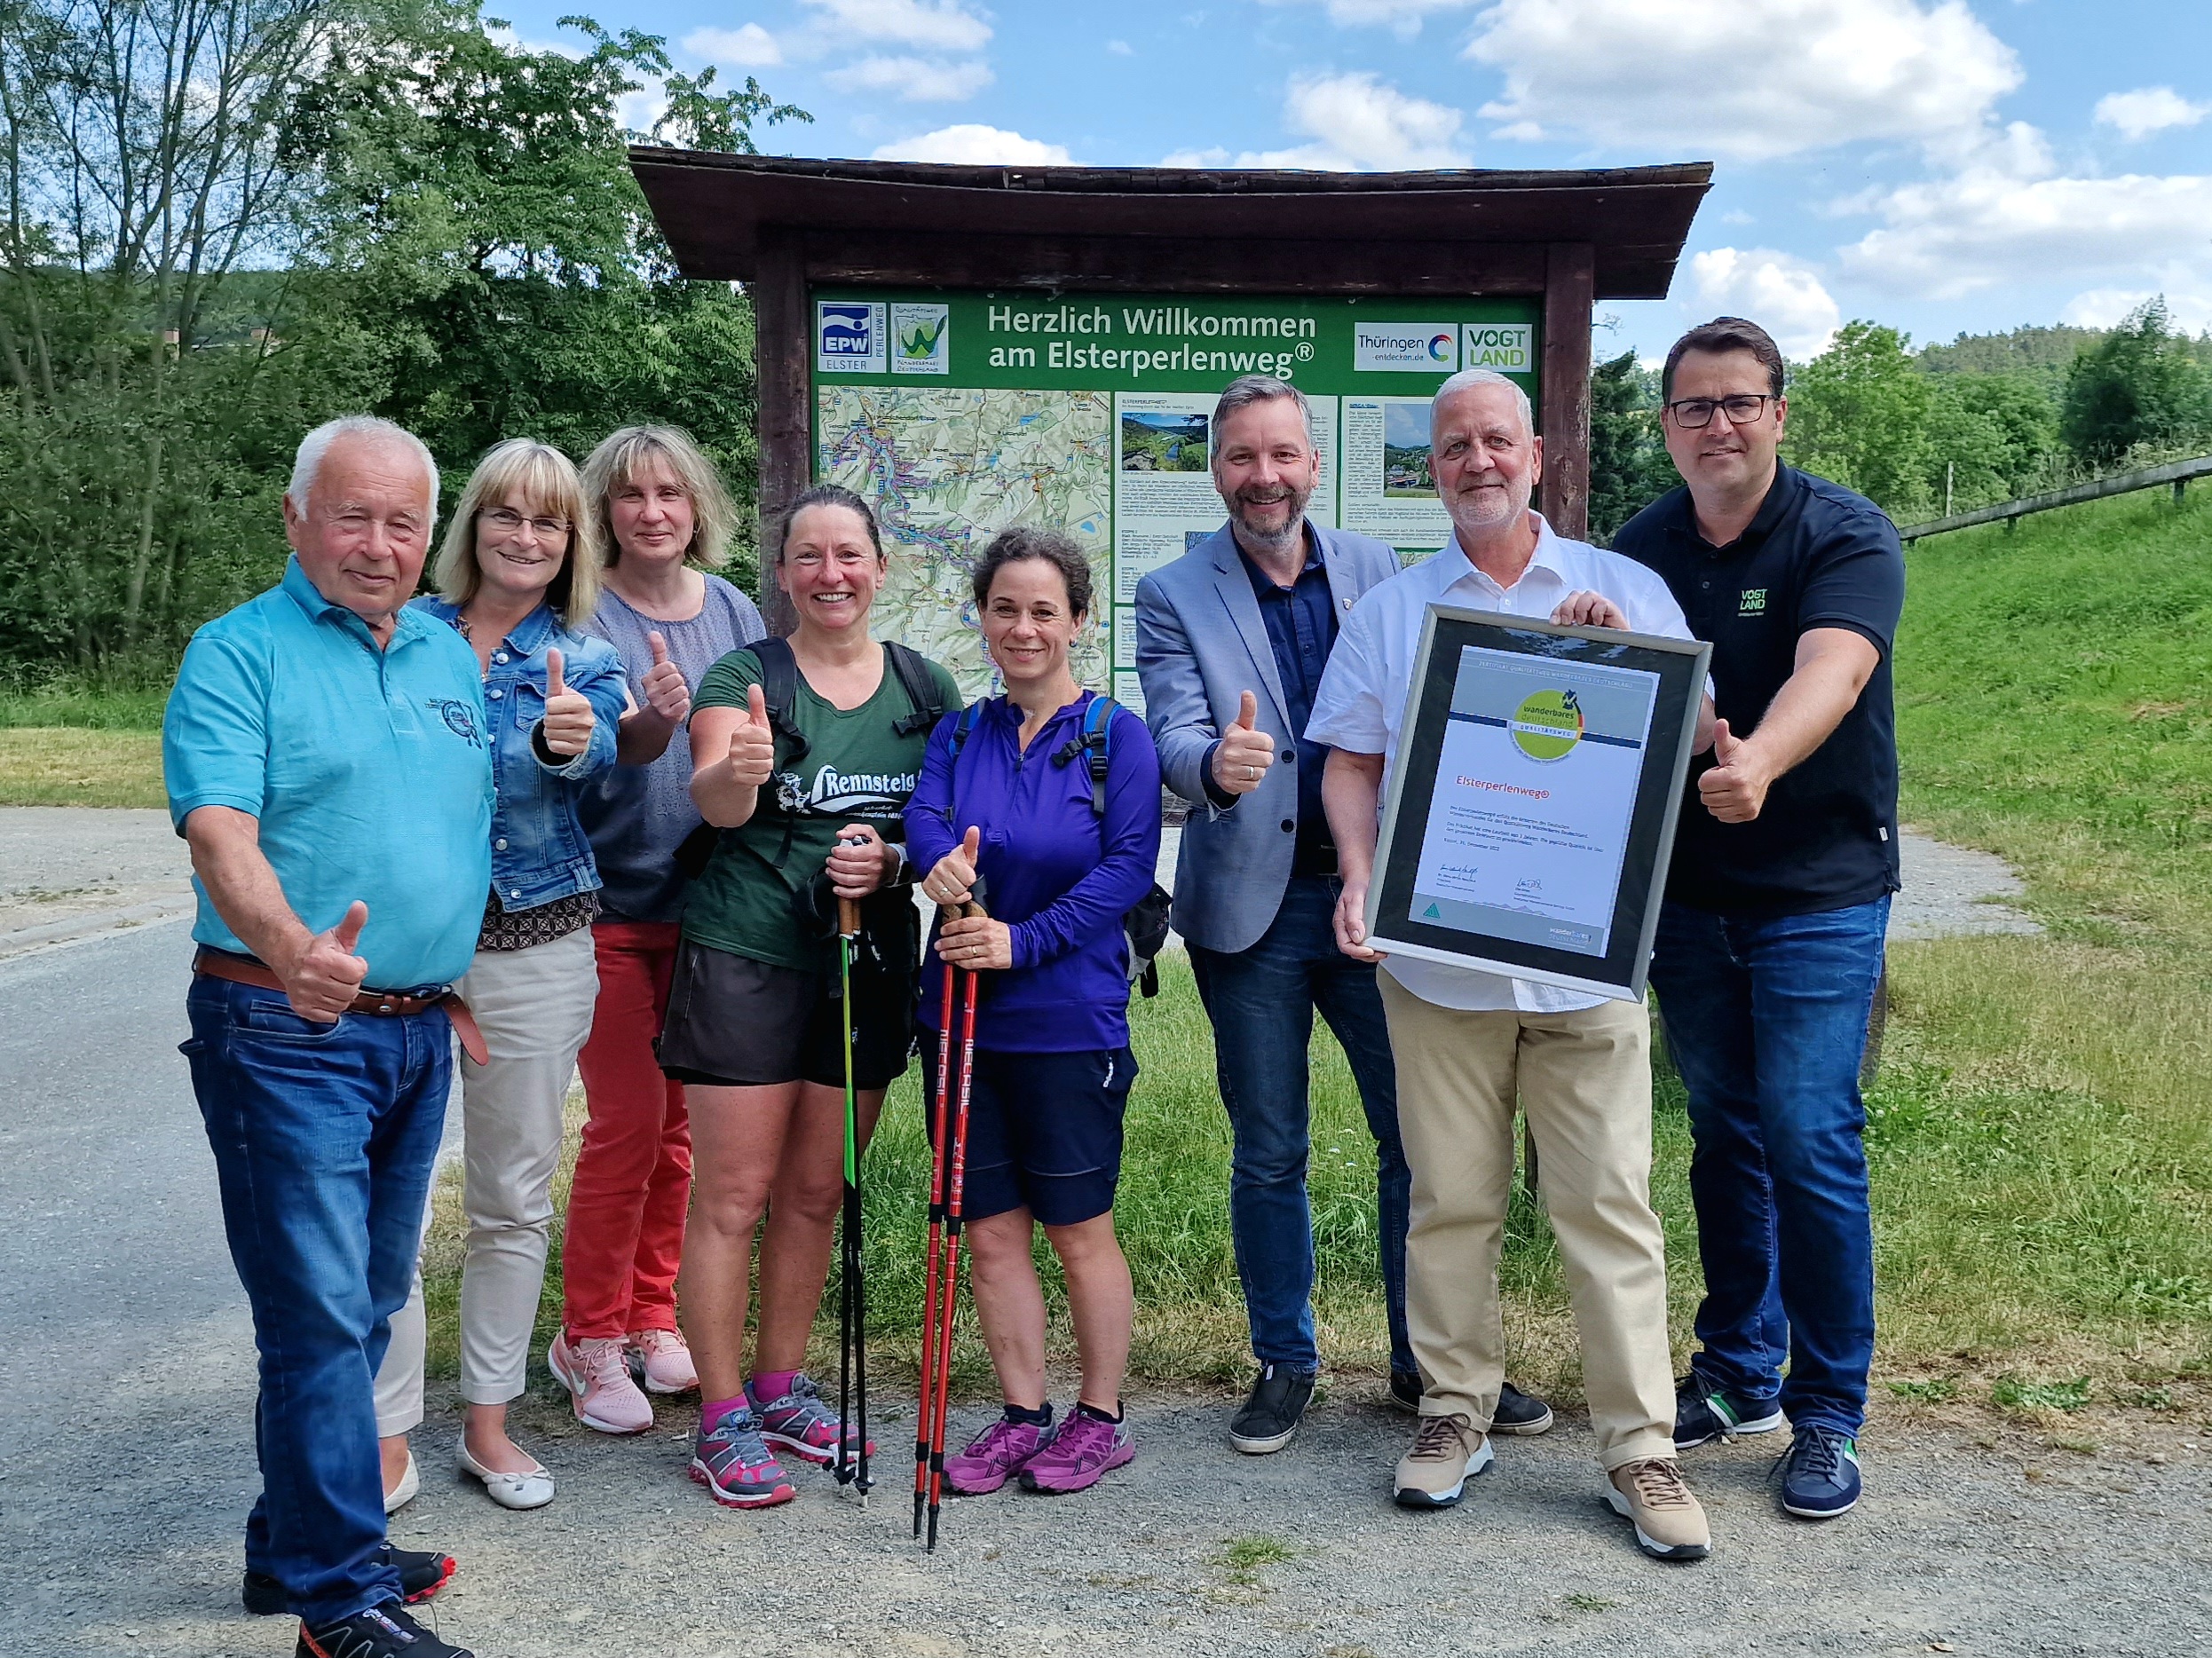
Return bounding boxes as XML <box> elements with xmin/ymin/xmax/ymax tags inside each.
<box><xmin>628</xmin><ymin>1327</ymin><xmax>699</xmax><ymax>1395</ymax></box>
<box><xmin>247</xmin><ymin>1546</ymin><xmax>454</xmax><ymax>1616</ymax></box>
<box><xmin>943</xmin><ymin>1413</ymin><xmax>1055</xmax><ymax>1496</ymax></box>
<box><xmin>1605</xmin><ymin>1458</ymin><xmax>1712</xmax><ymax>1562</ymax></box>
<box><xmin>1388</xmin><ymin>1370</ymin><xmax>1423</xmax><ymax>1413</ymax></box>
<box><xmin>295</xmin><ymin>1601</ymin><xmax>472</xmax><ymax>1658</ymax></box>
<box><xmin>1674</xmin><ymin>1371</ymin><xmax>1784</xmax><ymax>1449</ymax></box>
<box><xmin>1393</xmin><ymin>1412</ymin><xmax>1492</xmax><ymax>1509</ymax></box>
<box><xmin>1777</xmin><ymin>1425</ymin><xmax>1862</xmax><ymax>1520</ymax></box>
<box><xmin>1492</xmin><ymin>1381</ymin><xmax>1554</xmax><ymax>1436</ymax></box>
<box><xmin>690</xmin><ymin>1409</ymin><xmax>796</xmax><ymax>1509</ymax></box>
<box><xmin>548</xmin><ymin>1330</ymin><xmax>653</xmax><ymax>1434</ymax></box>
<box><xmin>1017</xmin><ymin>1408</ymin><xmax>1134</xmax><ymax>1495</ymax></box>
<box><xmin>749</xmin><ymin>1371</ymin><xmax>873</xmax><ymax>1467</ymax></box>
<box><xmin>1230</xmin><ymin>1364</ymin><xmax>1315</xmax><ymax>1455</ymax></box>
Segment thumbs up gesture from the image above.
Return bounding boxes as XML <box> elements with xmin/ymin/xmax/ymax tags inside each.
<box><xmin>922</xmin><ymin>825</ymin><xmax>983</xmax><ymax>909</ymax></box>
<box><xmin>1210</xmin><ymin>689</ymin><xmax>1277</xmax><ymax>797</ymax></box>
<box><xmin>539</xmin><ymin>647</ymin><xmax>596</xmax><ymax>757</ymax></box>
<box><xmin>280</xmin><ymin>899</ymin><xmax>372</xmax><ymax>1022</ymax></box>
<box><xmin>723</xmin><ymin>680</ymin><xmax>777</xmax><ymax>789</ymax></box>
<box><xmin>1696</xmin><ymin>717</ymin><xmax>1773</xmax><ymax>824</ymax></box>
<box><xmin>640</xmin><ymin>630</ymin><xmax>691</xmax><ymax>722</ymax></box>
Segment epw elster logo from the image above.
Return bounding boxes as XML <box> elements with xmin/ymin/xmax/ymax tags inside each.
<box><xmin>1353</xmin><ymin>321</ymin><xmax>1460</xmax><ymax>374</ymax></box>
<box><xmin>817</xmin><ymin>302</ymin><xmax>886</xmax><ymax>374</ymax></box>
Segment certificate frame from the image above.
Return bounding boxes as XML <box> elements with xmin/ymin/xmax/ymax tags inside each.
<box><xmin>1364</xmin><ymin>604</ymin><xmax>1710</xmax><ymax>1002</ymax></box>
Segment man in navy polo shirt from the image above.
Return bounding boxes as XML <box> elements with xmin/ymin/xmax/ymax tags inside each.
<box><xmin>1614</xmin><ymin>317</ymin><xmax>1904</xmax><ymax>1522</ymax></box>
<box><xmin>166</xmin><ymin>415</ymin><xmax>491</xmax><ymax>1657</ymax></box>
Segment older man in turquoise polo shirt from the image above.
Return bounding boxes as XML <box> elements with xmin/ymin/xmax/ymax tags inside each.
<box><xmin>165</xmin><ymin>415</ymin><xmax>491</xmax><ymax>1658</ymax></box>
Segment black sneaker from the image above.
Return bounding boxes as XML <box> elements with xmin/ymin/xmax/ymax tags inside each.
<box><xmin>1674</xmin><ymin>1371</ymin><xmax>1786</xmax><ymax>1450</ymax></box>
<box><xmin>1388</xmin><ymin>1370</ymin><xmax>1422</xmax><ymax>1412</ymax></box>
<box><xmin>296</xmin><ymin>1601</ymin><xmax>472</xmax><ymax>1658</ymax></box>
<box><xmin>1776</xmin><ymin>1424</ymin><xmax>1862</xmax><ymax>1520</ymax></box>
<box><xmin>1229</xmin><ymin>1363</ymin><xmax>1316</xmax><ymax>1454</ymax></box>
<box><xmin>1491</xmin><ymin>1381</ymin><xmax>1554</xmax><ymax>1435</ymax></box>
<box><xmin>246</xmin><ymin>1546</ymin><xmax>456</xmax><ymax>1616</ymax></box>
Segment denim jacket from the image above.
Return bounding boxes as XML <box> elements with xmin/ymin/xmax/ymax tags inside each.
<box><xmin>409</xmin><ymin>596</ymin><xmax>627</xmax><ymax>910</ymax></box>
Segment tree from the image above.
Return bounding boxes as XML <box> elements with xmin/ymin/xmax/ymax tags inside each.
<box><xmin>1924</xmin><ymin>370</ymin><xmax>2058</xmax><ymax>510</ymax></box>
<box><xmin>2059</xmin><ymin>298</ymin><xmax>2212</xmax><ymax>465</ymax></box>
<box><xmin>1783</xmin><ymin>320</ymin><xmax>1934</xmax><ymax>520</ymax></box>
<box><xmin>1586</xmin><ymin>350</ymin><xmax>1673</xmax><ymax>545</ymax></box>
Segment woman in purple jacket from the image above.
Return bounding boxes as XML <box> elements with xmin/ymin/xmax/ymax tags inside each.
<box><xmin>907</xmin><ymin>527</ymin><xmax>1163</xmax><ymax>1499</ymax></box>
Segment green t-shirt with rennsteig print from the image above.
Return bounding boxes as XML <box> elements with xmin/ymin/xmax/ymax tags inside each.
<box><xmin>685</xmin><ymin>644</ymin><xmax>960</xmax><ymax>970</ymax></box>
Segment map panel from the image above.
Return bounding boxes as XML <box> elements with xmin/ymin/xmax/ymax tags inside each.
<box><xmin>818</xmin><ymin>386</ymin><xmax>1112</xmax><ymax>699</ymax></box>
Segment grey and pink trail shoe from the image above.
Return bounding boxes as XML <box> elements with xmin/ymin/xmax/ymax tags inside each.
<box><xmin>1017</xmin><ymin>1405</ymin><xmax>1134</xmax><ymax>1495</ymax></box>
<box><xmin>749</xmin><ymin>1371</ymin><xmax>873</xmax><ymax>1468</ymax></box>
<box><xmin>943</xmin><ymin>1410</ymin><xmax>1055</xmax><ymax>1496</ymax></box>
<box><xmin>690</xmin><ymin>1408</ymin><xmax>797</xmax><ymax>1509</ymax></box>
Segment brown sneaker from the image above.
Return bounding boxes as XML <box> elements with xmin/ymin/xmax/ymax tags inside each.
<box><xmin>1392</xmin><ymin>1412</ymin><xmax>1494</xmax><ymax>1509</ymax></box>
<box><xmin>1605</xmin><ymin>1457</ymin><xmax>1711</xmax><ymax>1561</ymax></box>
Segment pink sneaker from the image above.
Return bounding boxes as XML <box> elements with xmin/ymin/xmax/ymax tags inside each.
<box><xmin>942</xmin><ymin>1414</ymin><xmax>1054</xmax><ymax>1496</ymax></box>
<box><xmin>628</xmin><ymin>1327</ymin><xmax>699</xmax><ymax>1395</ymax></box>
<box><xmin>1017</xmin><ymin>1409</ymin><xmax>1133</xmax><ymax>1495</ymax></box>
<box><xmin>549</xmin><ymin>1330</ymin><xmax>653</xmax><ymax>1434</ymax></box>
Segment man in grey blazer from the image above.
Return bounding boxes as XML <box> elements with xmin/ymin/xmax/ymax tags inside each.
<box><xmin>1135</xmin><ymin>375</ymin><xmax>1552</xmax><ymax>1453</ymax></box>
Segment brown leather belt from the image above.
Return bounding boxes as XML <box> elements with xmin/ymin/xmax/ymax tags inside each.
<box><xmin>193</xmin><ymin>948</ymin><xmax>488</xmax><ymax>1066</ymax></box>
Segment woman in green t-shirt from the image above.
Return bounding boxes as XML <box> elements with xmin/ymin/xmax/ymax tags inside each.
<box><xmin>662</xmin><ymin>484</ymin><xmax>960</xmax><ymax>1510</ymax></box>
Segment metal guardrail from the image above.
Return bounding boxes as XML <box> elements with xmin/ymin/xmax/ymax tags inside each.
<box><xmin>1899</xmin><ymin>453</ymin><xmax>2212</xmax><ymax>541</ymax></box>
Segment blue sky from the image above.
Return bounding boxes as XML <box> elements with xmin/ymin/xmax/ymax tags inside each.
<box><xmin>499</xmin><ymin>0</ymin><xmax>2212</xmax><ymax>364</ymax></box>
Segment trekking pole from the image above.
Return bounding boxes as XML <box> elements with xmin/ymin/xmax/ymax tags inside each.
<box><xmin>926</xmin><ymin>895</ymin><xmax>985</xmax><ymax>1553</ymax></box>
<box><xmin>834</xmin><ymin>884</ymin><xmax>869</xmax><ymax>1503</ymax></box>
<box><xmin>913</xmin><ymin>923</ymin><xmax>960</xmax><ymax>1538</ymax></box>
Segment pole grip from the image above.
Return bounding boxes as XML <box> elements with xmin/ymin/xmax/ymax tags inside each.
<box><xmin>839</xmin><ymin>895</ymin><xmax>861</xmax><ymax>936</ymax></box>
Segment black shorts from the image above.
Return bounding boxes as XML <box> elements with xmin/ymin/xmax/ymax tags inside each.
<box><xmin>658</xmin><ymin>939</ymin><xmax>913</xmax><ymax>1090</ymax></box>
<box><xmin>919</xmin><ymin>1032</ymin><xmax>1137</xmax><ymax>1227</ymax></box>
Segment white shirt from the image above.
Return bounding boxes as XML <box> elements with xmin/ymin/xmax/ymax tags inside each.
<box><xmin>1306</xmin><ymin>511</ymin><xmax>1695</xmax><ymax>1013</ymax></box>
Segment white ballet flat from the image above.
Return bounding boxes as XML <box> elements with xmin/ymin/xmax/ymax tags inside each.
<box><xmin>384</xmin><ymin>1449</ymin><xmax>420</xmax><ymax>1515</ymax></box>
<box><xmin>455</xmin><ymin>1438</ymin><xmax>555</xmax><ymax>1511</ymax></box>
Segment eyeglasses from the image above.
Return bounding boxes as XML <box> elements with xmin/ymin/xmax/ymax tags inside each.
<box><xmin>480</xmin><ymin>507</ymin><xmax>570</xmax><ymax>540</ymax></box>
<box><xmin>1664</xmin><ymin>394</ymin><xmax>1777</xmax><ymax>430</ymax></box>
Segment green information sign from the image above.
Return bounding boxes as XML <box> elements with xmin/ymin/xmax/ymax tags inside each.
<box><xmin>809</xmin><ymin>287</ymin><xmax>1543</xmax><ymax>707</ymax></box>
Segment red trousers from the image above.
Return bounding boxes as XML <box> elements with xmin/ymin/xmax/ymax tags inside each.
<box><xmin>562</xmin><ymin>920</ymin><xmax>691</xmax><ymax>1339</ymax></box>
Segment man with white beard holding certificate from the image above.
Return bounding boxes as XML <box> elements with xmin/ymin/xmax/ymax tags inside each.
<box><xmin>1308</xmin><ymin>368</ymin><xmax>1714</xmax><ymax>1562</ymax></box>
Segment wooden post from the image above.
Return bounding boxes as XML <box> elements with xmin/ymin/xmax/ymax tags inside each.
<box><xmin>1539</xmin><ymin>242</ymin><xmax>1595</xmax><ymax>541</ymax></box>
<box><xmin>753</xmin><ymin>226</ymin><xmax>810</xmax><ymax>636</ymax></box>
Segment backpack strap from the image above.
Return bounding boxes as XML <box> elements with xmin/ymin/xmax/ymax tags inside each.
<box><xmin>882</xmin><ymin>640</ymin><xmax>948</xmax><ymax>738</ymax></box>
<box><xmin>946</xmin><ymin>699</ymin><xmax>986</xmax><ymax>761</ymax></box>
<box><xmin>1053</xmin><ymin>692</ymin><xmax>1118</xmax><ymax>818</ymax></box>
<box><xmin>743</xmin><ymin>636</ymin><xmax>810</xmax><ymax>767</ymax></box>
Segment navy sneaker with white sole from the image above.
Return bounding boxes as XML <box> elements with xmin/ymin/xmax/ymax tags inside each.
<box><xmin>1777</xmin><ymin>1424</ymin><xmax>1862</xmax><ymax>1519</ymax></box>
<box><xmin>1674</xmin><ymin>1372</ymin><xmax>1785</xmax><ymax>1449</ymax></box>
<box><xmin>246</xmin><ymin>1545</ymin><xmax>454</xmax><ymax>1616</ymax></box>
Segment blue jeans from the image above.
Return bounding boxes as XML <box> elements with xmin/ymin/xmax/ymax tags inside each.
<box><xmin>183</xmin><ymin>975</ymin><xmax>452</xmax><ymax>1624</ymax></box>
<box><xmin>1649</xmin><ymin>896</ymin><xmax>1889</xmax><ymax>1437</ymax></box>
<box><xmin>1189</xmin><ymin>875</ymin><xmax>1413</xmax><ymax>1378</ymax></box>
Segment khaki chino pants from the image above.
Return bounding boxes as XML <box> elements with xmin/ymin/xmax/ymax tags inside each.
<box><xmin>376</xmin><ymin>925</ymin><xmax>599</xmax><ymax>1428</ymax></box>
<box><xmin>1380</xmin><ymin>975</ymin><xmax>1677</xmax><ymax>1471</ymax></box>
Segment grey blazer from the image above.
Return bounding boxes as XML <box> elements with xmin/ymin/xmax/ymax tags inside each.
<box><xmin>1134</xmin><ymin>521</ymin><xmax>1402</xmax><ymax>954</ymax></box>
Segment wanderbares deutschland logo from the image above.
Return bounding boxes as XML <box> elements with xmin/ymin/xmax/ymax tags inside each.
<box><xmin>891</xmin><ymin>302</ymin><xmax>950</xmax><ymax>375</ymax></box>
<box><xmin>1509</xmin><ymin>688</ymin><xmax>1583</xmax><ymax>762</ymax></box>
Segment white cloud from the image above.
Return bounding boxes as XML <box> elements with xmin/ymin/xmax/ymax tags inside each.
<box><xmin>799</xmin><ymin>0</ymin><xmax>991</xmax><ymax>52</ymax></box>
<box><xmin>1160</xmin><ymin>145</ymin><xmax>1230</xmax><ymax>168</ymax></box>
<box><xmin>2094</xmin><ymin>87</ymin><xmax>2211</xmax><ymax>143</ymax></box>
<box><xmin>1465</xmin><ymin>0</ymin><xmax>2021</xmax><ymax>162</ymax></box>
<box><xmin>1107</xmin><ymin>38</ymin><xmax>1134</xmax><ymax>55</ymax></box>
<box><xmin>682</xmin><ymin>23</ymin><xmax>782</xmax><ymax>67</ymax></box>
<box><xmin>1234</xmin><ymin>71</ymin><xmax>1470</xmax><ymax>170</ymax></box>
<box><xmin>1687</xmin><ymin>247</ymin><xmax>1842</xmax><ymax>358</ymax></box>
<box><xmin>871</xmin><ymin>124</ymin><xmax>1074</xmax><ymax>166</ymax></box>
<box><xmin>2061</xmin><ymin>280</ymin><xmax>2212</xmax><ymax>335</ymax></box>
<box><xmin>1837</xmin><ymin>124</ymin><xmax>2212</xmax><ymax>302</ymax></box>
<box><xmin>825</xmin><ymin>53</ymin><xmax>992</xmax><ymax>101</ymax></box>
<box><xmin>1260</xmin><ymin>0</ymin><xmax>1479</xmax><ymax>36</ymax></box>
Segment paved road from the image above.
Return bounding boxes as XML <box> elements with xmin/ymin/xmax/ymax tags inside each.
<box><xmin>9</xmin><ymin>825</ymin><xmax>2198</xmax><ymax>1658</ymax></box>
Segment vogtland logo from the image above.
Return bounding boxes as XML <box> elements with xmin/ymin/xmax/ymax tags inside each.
<box><xmin>1739</xmin><ymin>588</ymin><xmax>1768</xmax><ymax>614</ymax></box>
<box><xmin>1353</xmin><ymin>320</ymin><xmax>1461</xmax><ymax>374</ymax></box>
<box><xmin>1509</xmin><ymin>688</ymin><xmax>1584</xmax><ymax>762</ymax></box>
<box><xmin>1462</xmin><ymin>323</ymin><xmax>1533</xmax><ymax>371</ymax></box>
<box><xmin>816</xmin><ymin>301</ymin><xmax>885</xmax><ymax>374</ymax></box>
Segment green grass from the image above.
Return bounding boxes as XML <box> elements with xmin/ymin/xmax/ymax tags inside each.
<box><xmin>0</xmin><ymin>682</ymin><xmax>169</xmax><ymax>806</ymax></box>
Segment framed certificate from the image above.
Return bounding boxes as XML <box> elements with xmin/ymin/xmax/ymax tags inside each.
<box><xmin>1365</xmin><ymin>604</ymin><xmax>1710</xmax><ymax>1001</ymax></box>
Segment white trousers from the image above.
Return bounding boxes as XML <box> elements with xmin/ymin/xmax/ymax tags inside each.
<box><xmin>375</xmin><ymin>925</ymin><xmax>598</xmax><ymax>1430</ymax></box>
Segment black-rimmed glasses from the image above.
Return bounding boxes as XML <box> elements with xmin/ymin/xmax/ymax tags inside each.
<box><xmin>1664</xmin><ymin>394</ymin><xmax>1777</xmax><ymax>429</ymax></box>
